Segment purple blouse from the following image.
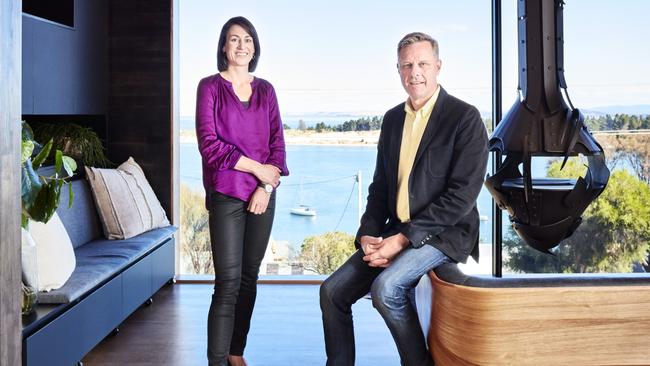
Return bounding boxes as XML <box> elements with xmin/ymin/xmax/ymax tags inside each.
<box><xmin>195</xmin><ymin>74</ymin><xmax>289</xmax><ymax>204</ymax></box>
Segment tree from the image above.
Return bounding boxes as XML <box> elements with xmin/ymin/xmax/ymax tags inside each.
<box><xmin>283</xmin><ymin>123</ymin><xmax>291</xmax><ymax>130</ymax></box>
<box><xmin>370</xmin><ymin>116</ymin><xmax>383</xmax><ymax>130</ymax></box>
<box><xmin>333</xmin><ymin>116</ymin><xmax>383</xmax><ymax>132</ymax></box>
<box><xmin>622</xmin><ymin>135</ymin><xmax>650</xmax><ymax>184</ymax></box>
<box><xmin>315</xmin><ymin>122</ymin><xmax>328</xmax><ymax>133</ymax></box>
<box><xmin>180</xmin><ymin>184</ymin><xmax>213</xmax><ymax>274</ymax></box>
<box><xmin>596</xmin><ymin>134</ymin><xmax>650</xmax><ymax>183</ymax></box>
<box><xmin>584</xmin><ymin>113</ymin><xmax>650</xmax><ymax>131</ymax></box>
<box><xmin>299</xmin><ymin>231</ymin><xmax>356</xmax><ymax>274</ymax></box>
<box><xmin>504</xmin><ymin>160</ymin><xmax>650</xmax><ymax>273</ymax></box>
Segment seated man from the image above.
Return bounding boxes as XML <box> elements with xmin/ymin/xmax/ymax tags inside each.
<box><xmin>320</xmin><ymin>32</ymin><xmax>488</xmax><ymax>366</ymax></box>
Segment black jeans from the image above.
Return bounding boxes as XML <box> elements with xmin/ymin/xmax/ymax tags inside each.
<box><xmin>207</xmin><ymin>191</ymin><xmax>275</xmax><ymax>366</ymax></box>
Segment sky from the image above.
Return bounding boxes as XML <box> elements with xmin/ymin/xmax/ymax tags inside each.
<box><xmin>179</xmin><ymin>0</ymin><xmax>650</xmax><ymax>117</ymax></box>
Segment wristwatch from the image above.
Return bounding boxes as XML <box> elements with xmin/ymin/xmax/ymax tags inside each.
<box><xmin>259</xmin><ymin>183</ymin><xmax>274</xmax><ymax>194</ymax></box>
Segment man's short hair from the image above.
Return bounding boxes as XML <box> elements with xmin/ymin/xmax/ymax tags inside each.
<box><xmin>397</xmin><ymin>32</ymin><xmax>439</xmax><ymax>59</ymax></box>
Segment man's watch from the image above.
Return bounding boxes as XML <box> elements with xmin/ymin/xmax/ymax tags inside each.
<box><xmin>259</xmin><ymin>183</ymin><xmax>274</xmax><ymax>194</ymax></box>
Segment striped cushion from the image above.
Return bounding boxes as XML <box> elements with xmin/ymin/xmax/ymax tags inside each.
<box><xmin>85</xmin><ymin>157</ymin><xmax>169</xmax><ymax>240</ymax></box>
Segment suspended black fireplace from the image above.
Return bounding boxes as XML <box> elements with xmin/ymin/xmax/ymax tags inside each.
<box><xmin>485</xmin><ymin>0</ymin><xmax>610</xmax><ymax>253</ymax></box>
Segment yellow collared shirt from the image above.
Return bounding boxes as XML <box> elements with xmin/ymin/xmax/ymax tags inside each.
<box><xmin>396</xmin><ymin>85</ymin><xmax>441</xmax><ymax>222</ymax></box>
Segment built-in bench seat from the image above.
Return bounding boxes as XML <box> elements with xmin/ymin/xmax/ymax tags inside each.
<box><xmin>426</xmin><ymin>263</ymin><xmax>650</xmax><ymax>366</ymax></box>
<box><xmin>22</xmin><ymin>179</ymin><xmax>177</xmax><ymax>366</ymax></box>
<box><xmin>38</xmin><ymin>226</ymin><xmax>176</xmax><ymax>304</ymax></box>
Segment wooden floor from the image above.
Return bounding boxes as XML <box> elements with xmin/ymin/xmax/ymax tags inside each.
<box><xmin>82</xmin><ymin>283</ymin><xmax>400</xmax><ymax>366</ymax></box>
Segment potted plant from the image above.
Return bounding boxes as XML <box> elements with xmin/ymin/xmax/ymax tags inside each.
<box><xmin>33</xmin><ymin>122</ymin><xmax>112</xmax><ymax>171</ymax></box>
<box><xmin>21</xmin><ymin>122</ymin><xmax>78</xmax><ymax>227</ymax></box>
<box><xmin>21</xmin><ymin>122</ymin><xmax>77</xmax><ymax>315</ymax></box>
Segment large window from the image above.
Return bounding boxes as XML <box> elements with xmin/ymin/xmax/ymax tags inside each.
<box><xmin>178</xmin><ymin>1</ymin><xmax>492</xmax><ymax>276</ymax></box>
<box><xmin>499</xmin><ymin>0</ymin><xmax>650</xmax><ymax>274</ymax></box>
<box><xmin>179</xmin><ymin>1</ymin><xmax>650</xmax><ymax>277</ymax></box>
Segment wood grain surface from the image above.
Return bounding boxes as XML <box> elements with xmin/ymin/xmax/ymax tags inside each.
<box><xmin>428</xmin><ymin>272</ymin><xmax>650</xmax><ymax>366</ymax></box>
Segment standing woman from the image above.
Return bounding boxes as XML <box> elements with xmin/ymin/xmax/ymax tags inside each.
<box><xmin>196</xmin><ymin>16</ymin><xmax>289</xmax><ymax>366</ymax></box>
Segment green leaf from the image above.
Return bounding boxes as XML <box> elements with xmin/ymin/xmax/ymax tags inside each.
<box><xmin>21</xmin><ymin>211</ymin><xmax>29</xmax><ymax>229</ymax></box>
<box><xmin>62</xmin><ymin>156</ymin><xmax>77</xmax><ymax>177</ymax></box>
<box><xmin>22</xmin><ymin>122</ymin><xmax>43</xmax><ymax>154</ymax></box>
<box><xmin>21</xmin><ymin>121</ymin><xmax>35</xmax><ymax>142</ymax></box>
<box><xmin>32</xmin><ymin>139</ymin><xmax>53</xmax><ymax>170</ymax></box>
<box><xmin>54</xmin><ymin>149</ymin><xmax>63</xmax><ymax>176</ymax></box>
<box><xmin>21</xmin><ymin>140</ymin><xmax>34</xmax><ymax>165</ymax></box>
<box><xmin>27</xmin><ymin>180</ymin><xmax>62</xmax><ymax>223</ymax></box>
<box><xmin>21</xmin><ymin>160</ymin><xmax>42</xmax><ymax>209</ymax></box>
<box><xmin>68</xmin><ymin>182</ymin><xmax>74</xmax><ymax>209</ymax></box>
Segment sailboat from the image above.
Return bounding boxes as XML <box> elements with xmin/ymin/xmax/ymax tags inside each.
<box><xmin>290</xmin><ymin>177</ymin><xmax>316</xmax><ymax>216</ymax></box>
<box><xmin>290</xmin><ymin>205</ymin><xmax>317</xmax><ymax>216</ymax></box>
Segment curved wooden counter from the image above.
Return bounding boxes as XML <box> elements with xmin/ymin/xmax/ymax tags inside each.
<box><xmin>427</xmin><ymin>265</ymin><xmax>650</xmax><ymax>365</ymax></box>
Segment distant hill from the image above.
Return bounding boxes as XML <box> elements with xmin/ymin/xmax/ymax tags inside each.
<box><xmin>181</xmin><ymin>113</ymin><xmax>378</xmax><ymax>130</ymax></box>
<box><xmin>181</xmin><ymin>105</ymin><xmax>650</xmax><ymax>130</ymax></box>
<box><xmin>482</xmin><ymin>106</ymin><xmax>650</xmax><ymax>119</ymax></box>
<box><xmin>584</xmin><ymin>105</ymin><xmax>650</xmax><ymax>117</ymax></box>
<box><xmin>281</xmin><ymin>112</ymin><xmax>379</xmax><ymax>129</ymax></box>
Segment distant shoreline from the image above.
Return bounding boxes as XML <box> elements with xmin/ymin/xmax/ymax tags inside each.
<box><xmin>180</xmin><ymin>129</ymin><xmax>380</xmax><ymax>146</ymax></box>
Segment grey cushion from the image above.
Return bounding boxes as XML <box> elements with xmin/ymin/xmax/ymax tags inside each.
<box><xmin>434</xmin><ymin>263</ymin><xmax>650</xmax><ymax>288</ymax></box>
<box><xmin>38</xmin><ymin>226</ymin><xmax>177</xmax><ymax>304</ymax></box>
<box><xmin>56</xmin><ymin>180</ymin><xmax>103</xmax><ymax>249</ymax></box>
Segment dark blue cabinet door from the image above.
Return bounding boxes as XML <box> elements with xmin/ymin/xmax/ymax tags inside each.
<box><xmin>152</xmin><ymin>238</ymin><xmax>175</xmax><ymax>292</ymax></box>
<box><xmin>121</xmin><ymin>255</ymin><xmax>152</xmax><ymax>320</ymax></box>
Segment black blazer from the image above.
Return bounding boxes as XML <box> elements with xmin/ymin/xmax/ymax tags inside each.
<box><xmin>355</xmin><ymin>87</ymin><xmax>488</xmax><ymax>263</ymax></box>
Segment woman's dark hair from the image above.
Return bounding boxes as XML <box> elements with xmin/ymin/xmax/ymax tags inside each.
<box><xmin>217</xmin><ymin>16</ymin><xmax>260</xmax><ymax>72</ymax></box>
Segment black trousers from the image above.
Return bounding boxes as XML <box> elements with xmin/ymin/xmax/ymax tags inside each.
<box><xmin>207</xmin><ymin>191</ymin><xmax>275</xmax><ymax>366</ymax></box>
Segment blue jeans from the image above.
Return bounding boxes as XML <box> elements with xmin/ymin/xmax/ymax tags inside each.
<box><xmin>320</xmin><ymin>245</ymin><xmax>450</xmax><ymax>366</ymax></box>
